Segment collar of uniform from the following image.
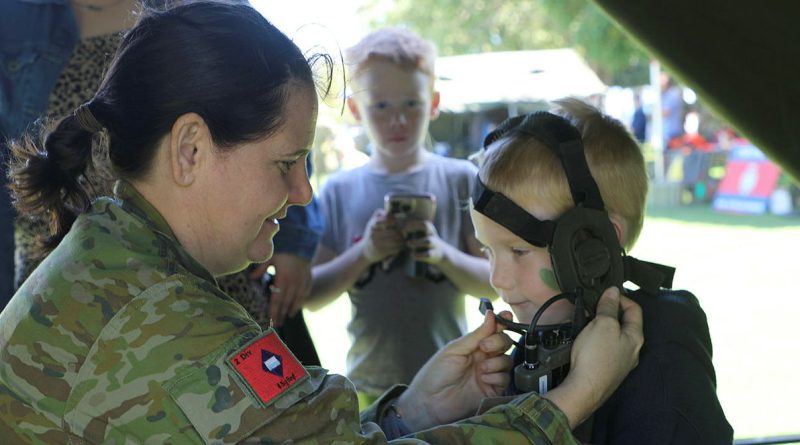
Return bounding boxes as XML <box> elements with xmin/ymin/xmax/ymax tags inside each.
<box><xmin>112</xmin><ymin>180</ymin><xmax>217</xmax><ymax>285</ymax></box>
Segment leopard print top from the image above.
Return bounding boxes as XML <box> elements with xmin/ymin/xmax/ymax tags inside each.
<box><xmin>12</xmin><ymin>34</ymin><xmax>270</xmax><ymax>327</ymax></box>
<box><xmin>14</xmin><ymin>34</ymin><xmax>120</xmax><ymax>288</ymax></box>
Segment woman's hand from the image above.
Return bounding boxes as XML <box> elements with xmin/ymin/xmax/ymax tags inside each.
<box><xmin>543</xmin><ymin>287</ymin><xmax>643</xmax><ymax>428</ymax></box>
<box><xmin>396</xmin><ymin>310</ymin><xmax>515</xmax><ymax>432</ymax></box>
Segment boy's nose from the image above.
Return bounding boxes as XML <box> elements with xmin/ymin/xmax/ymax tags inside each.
<box><xmin>489</xmin><ymin>266</ymin><xmax>513</xmax><ymax>292</ymax></box>
<box><xmin>389</xmin><ymin>112</ymin><xmax>407</xmax><ymax>127</ymax></box>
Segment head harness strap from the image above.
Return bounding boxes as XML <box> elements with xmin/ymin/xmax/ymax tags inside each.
<box><xmin>483</xmin><ymin>111</ymin><xmax>605</xmax><ymax>210</ymax></box>
<box><xmin>473</xmin><ymin>111</ymin><xmax>603</xmax><ymax>247</ymax></box>
<box><xmin>472</xmin><ymin>178</ymin><xmax>556</xmax><ymax>247</ymax></box>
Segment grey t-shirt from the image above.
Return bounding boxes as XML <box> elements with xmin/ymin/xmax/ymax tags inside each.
<box><xmin>319</xmin><ymin>154</ymin><xmax>477</xmax><ymax>395</ymax></box>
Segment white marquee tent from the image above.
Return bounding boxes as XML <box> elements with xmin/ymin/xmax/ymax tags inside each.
<box><xmin>435</xmin><ymin>48</ymin><xmax>608</xmax><ymax>113</ymax></box>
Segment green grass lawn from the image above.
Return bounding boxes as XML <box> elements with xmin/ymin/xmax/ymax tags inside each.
<box><xmin>304</xmin><ymin>204</ymin><xmax>800</xmax><ymax>440</ymax></box>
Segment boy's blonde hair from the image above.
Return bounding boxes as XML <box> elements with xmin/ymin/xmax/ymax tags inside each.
<box><xmin>479</xmin><ymin>98</ymin><xmax>648</xmax><ymax>251</ymax></box>
<box><xmin>345</xmin><ymin>27</ymin><xmax>437</xmax><ymax>82</ymax></box>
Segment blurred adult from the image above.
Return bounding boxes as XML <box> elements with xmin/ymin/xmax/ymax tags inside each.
<box><xmin>660</xmin><ymin>72</ymin><xmax>685</xmax><ymax>148</ymax></box>
<box><xmin>631</xmin><ymin>92</ymin><xmax>647</xmax><ymax>143</ymax></box>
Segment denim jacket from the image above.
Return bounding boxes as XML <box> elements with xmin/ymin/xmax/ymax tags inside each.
<box><xmin>0</xmin><ymin>0</ymin><xmax>78</xmax><ymax>143</ymax></box>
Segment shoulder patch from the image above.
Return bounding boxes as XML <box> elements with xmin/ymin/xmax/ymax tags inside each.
<box><xmin>225</xmin><ymin>329</ymin><xmax>309</xmax><ymax>408</ymax></box>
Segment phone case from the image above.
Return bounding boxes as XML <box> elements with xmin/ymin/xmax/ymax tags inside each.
<box><xmin>383</xmin><ymin>192</ymin><xmax>436</xmax><ymax>220</ymax></box>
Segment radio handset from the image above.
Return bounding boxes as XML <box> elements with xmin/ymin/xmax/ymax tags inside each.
<box><xmin>479</xmin><ymin>297</ymin><xmax>575</xmax><ymax>394</ymax></box>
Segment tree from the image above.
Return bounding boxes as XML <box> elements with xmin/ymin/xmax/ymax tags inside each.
<box><xmin>359</xmin><ymin>0</ymin><xmax>651</xmax><ymax>86</ymax></box>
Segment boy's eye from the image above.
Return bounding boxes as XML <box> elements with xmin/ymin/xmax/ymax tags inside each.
<box><xmin>406</xmin><ymin>99</ymin><xmax>421</xmax><ymax>108</ymax></box>
<box><xmin>511</xmin><ymin>248</ymin><xmax>529</xmax><ymax>257</ymax></box>
<box><xmin>373</xmin><ymin>101</ymin><xmax>390</xmax><ymax>110</ymax></box>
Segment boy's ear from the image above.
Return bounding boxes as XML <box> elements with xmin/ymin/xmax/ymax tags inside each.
<box><xmin>168</xmin><ymin>112</ymin><xmax>212</xmax><ymax>187</ymax></box>
<box><xmin>608</xmin><ymin>214</ymin><xmax>627</xmax><ymax>246</ymax></box>
<box><xmin>347</xmin><ymin>97</ymin><xmax>362</xmax><ymax>122</ymax></box>
<box><xmin>429</xmin><ymin>91</ymin><xmax>441</xmax><ymax>121</ymax></box>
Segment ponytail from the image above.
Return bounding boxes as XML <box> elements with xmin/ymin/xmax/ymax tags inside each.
<box><xmin>8</xmin><ymin>104</ymin><xmax>99</xmax><ymax>253</ymax></box>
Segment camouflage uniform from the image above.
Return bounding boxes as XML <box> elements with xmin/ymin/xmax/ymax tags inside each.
<box><xmin>0</xmin><ymin>181</ymin><xmax>579</xmax><ymax>444</ymax></box>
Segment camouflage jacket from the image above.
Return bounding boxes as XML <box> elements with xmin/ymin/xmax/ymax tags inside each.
<box><xmin>0</xmin><ymin>181</ymin><xmax>579</xmax><ymax>444</ymax></box>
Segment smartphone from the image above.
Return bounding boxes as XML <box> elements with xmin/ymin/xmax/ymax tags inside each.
<box><xmin>383</xmin><ymin>192</ymin><xmax>436</xmax><ymax>221</ymax></box>
<box><xmin>383</xmin><ymin>192</ymin><xmax>436</xmax><ymax>278</ymax></box>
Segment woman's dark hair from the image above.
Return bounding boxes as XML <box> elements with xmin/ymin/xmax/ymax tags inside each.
<box><xmin>9</xmin><ymin>1</ymin><xmax>332</xmax><ymax>250</ymax></box>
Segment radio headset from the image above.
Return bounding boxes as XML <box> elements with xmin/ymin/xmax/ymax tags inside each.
<box><xmin>472</xmin><ymin>111</ymin><xmax>676</xmax><ymax>394</ymax></box>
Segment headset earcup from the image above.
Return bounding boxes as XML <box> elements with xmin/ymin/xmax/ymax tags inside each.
<box><xmin>549</xmin><ymin>207</ymin><xmax>625</xmax><ymax>317</ymax></box>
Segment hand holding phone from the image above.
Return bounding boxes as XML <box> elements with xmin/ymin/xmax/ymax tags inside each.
<box><xmin>384</xmin><ymin>193</ymin><xmax>436</xmax><ymax>277</ymax></box>
<box><xmin>361</xmin><ymin>208</ymin><xmax>404</xmax><ymax>264</ymax></box>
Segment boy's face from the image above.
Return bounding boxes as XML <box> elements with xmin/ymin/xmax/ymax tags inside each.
<box><xmin>471</xmin><ymin>205</ymin><xmax>575</xmax><ymax>326</ymax></box>
<box><xmin>348</xmin><ymin>59</ymin><xmax>439</xmax><ymax>159</ymax></box>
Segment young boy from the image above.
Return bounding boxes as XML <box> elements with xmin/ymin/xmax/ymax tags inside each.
<box><xmin>470</xmin><ymin>98</ymin><xmax>733</xmax><ymax>444</ymax></box>
<box><xmin>308</xmin><ymin>28</ymin><xmax>496</xmax><ymax>401</ymax></box>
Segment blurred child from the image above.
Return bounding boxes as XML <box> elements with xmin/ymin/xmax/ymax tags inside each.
<box><xmin>471</xmin><ymin>98</ymin><xmax>732</xmax><ymax>444</ymax></box>
<box><xmin>309</xmin><ymin>28</ymin><xmax>496</xmax><ymax>402</ymax></box>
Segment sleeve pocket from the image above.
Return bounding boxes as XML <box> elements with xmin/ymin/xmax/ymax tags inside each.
<box><xmin>164</xmin><ymin>345</ymin><xmax>327</xmax><ymax>445</ymax></box>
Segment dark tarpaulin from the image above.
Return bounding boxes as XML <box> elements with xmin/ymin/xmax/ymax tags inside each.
<box><xmin>591</xmin><ymin>0</ymin><xmax>800</xmax><ymax>182</ymax></box>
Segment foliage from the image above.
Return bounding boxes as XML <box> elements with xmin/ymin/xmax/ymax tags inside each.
<box><xmin>359</xmin><ymin>0</ymin><xmax>651</xmax><ymax>86</ymax></box>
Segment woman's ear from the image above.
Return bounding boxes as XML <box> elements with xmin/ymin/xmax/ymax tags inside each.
<box><xmin>168</xmin><ymin>112</ymin><xmax>211</xmax><ymax>187</ymax></box>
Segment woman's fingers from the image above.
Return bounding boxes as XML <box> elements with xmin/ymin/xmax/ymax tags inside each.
<box><xmin>479</xmin><ymin>331</ymin><xmax>513</xmax><ymax>355</ymax></box>
<box><xmin>594</xmin><ymin>286</ymin><xmax>621</xmax><ymax>319</ymax></box>
<box><xmin>619</xmin><ymin>295</ymin><xmax>644</xmax><ymax>339</ymax></box>
<box><xmin>479</xmin><ymin>371</ymin><xmax>510</xmax><ymax>390</ymax></box>
<box><xmin>480</xmin><ymin>353</ymin><xmax>513</xmax><ymax>374</ymax></box>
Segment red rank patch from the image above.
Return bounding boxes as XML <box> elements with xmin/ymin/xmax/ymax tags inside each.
<box><xmin>227</xmin><ymin>330</ymin><xmax>308</xmax><ymax>406</ymax></box>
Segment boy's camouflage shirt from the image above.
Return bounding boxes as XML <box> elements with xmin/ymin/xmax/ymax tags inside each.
<box><xmin>0</xmin><ymin>181</ymin><xmax>578</xmax><ymax>444</ymax></box>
